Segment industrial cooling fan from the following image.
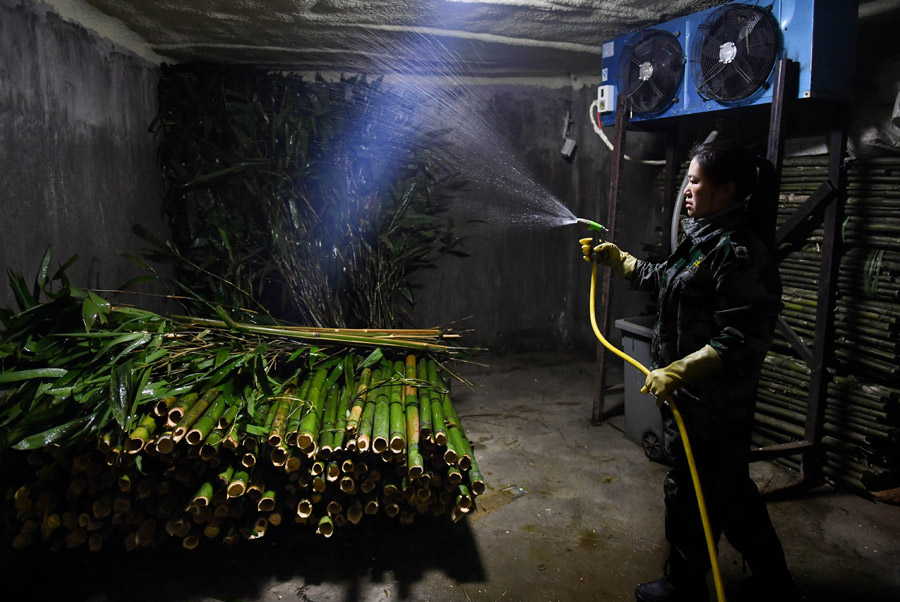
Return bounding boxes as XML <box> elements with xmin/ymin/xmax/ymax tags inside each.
<box><xmin>618</xmin><ymin>29</ymin><xmax>685</xmax><ymax>116</ymax></box>
<box><xmin>691</xmin><ymin>3</ymin><xmax>781</xmax><ymax>103</ymax></box>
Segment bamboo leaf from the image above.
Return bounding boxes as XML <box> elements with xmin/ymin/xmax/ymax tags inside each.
<box><xmin>109</xmin><ymin>364</ymin><xmax>132</xmax><ymax>428</ymax></box>
<box><xmin>357</xmin><ymin>348</ymin><xmax>383</xmax><ymax>370</ymax></box>
<box><xmin>33</xmin><ymin>246</ymin><xmax>53</xmax><ymax>298</ymax></box>
<box><xmin>10</xmin><ymin>413</ymin><xmax>97</xmax><ymax>450</ymax></box>
<box><xmin>0</xmin><ymin>368</ymin><xmax>68</xmax><ymax>383</ymax></box>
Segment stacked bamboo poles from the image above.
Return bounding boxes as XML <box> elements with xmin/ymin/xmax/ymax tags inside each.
<box><xmin>2</xmin><ymin>354</ymin><xmax>484</xmax><ymax>550</ymax></box>
<box><xmin>752</xmin><ymin>155</ymin><xmax>900</xmax><ymax>497</ymax></box>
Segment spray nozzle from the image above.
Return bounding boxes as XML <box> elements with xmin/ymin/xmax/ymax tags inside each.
<box><xmin>576</xmin><ymin>218</ymin><xmax>607</xmax><ymax>233</ymax></box>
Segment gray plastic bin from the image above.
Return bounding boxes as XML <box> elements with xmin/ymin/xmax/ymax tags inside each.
<box><xmin>614</xmin><ymin>315</ymin><xmax>666</xmax><ymax>463</ymax></box>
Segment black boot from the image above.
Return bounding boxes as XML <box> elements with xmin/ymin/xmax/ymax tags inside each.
<box><xmin>635</xmin><ymin>574</ymin><xmax>709</xmax><ymax>602</ymax></box>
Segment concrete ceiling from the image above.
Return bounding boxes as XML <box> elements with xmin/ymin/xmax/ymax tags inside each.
<box><xmin>77</xmin><ymin>0</ymin><xmax>725</xmax><ymax>78</ymax></box>
<box><xmin>52</xmin><ymin>0</ymin><xmax>899</xmax><ymax>79</ymax></box>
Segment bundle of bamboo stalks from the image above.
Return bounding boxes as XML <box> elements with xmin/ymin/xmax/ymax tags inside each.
<box><xmin>1</xmin><ymin>264</ymin><xmax>483</xmax><ymax>549</ymax></box>
<box><xmin>752</xmin><ymin>155</ymin><xmax>900</xmax><ymax>498</ymax></box>
<box><xmin>2</xmin><ymin>353</ymin><xmax>484</xmax><ymax>551</ymax></box>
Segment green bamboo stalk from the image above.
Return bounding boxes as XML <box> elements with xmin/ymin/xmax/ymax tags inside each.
<box><xmin>200</xmin><ymin>429</ymin><xmax>225</xmax><ymax>460</ymax></box>
<box><xmin>405</xmin><ymin>355</ymin><xmax>424</xmax><ymax>479</ymax></box>
<box><xmin>217</xmin><ymin>403</ymin><xmax>240</xmax><ymax>430</ymax></box>
<box><xmin>317</xmin><ymin>386</ymin><xmax>341</xmax><ymax>458</ymax></box>
<box><xmin>372</xmin><ymin>370</ymin><xmax>392</xmax><ymax>454</ymax></box>
<box><xmin>417</xmin><ymin>358</ymin><xmax>432</xmax><ymax>442</ymax></box>
<box><xmin>181</xmin><ymin>317</ymin><xmax>457</xmax><ymax>353</ymax></box>
<box><xmin>345</xmin><ymin>368</ymin><xmax>372</xmax><ymax>437</ymax></box>
<box><xmin>330</xmin><ymin>386</ymin><xmax>352</xmax><ymax>453</ymax></box>
<box><xmin>267</xmin><ymin>388</ymin><xmax>295</xmax><ymax>448</ymax></box>
<box><xmin>389</xmin><ymin>360</ymin><xmax>406</xmax><ymax>454</ymax></box>
<box><xmin>154</xmin><ymin>396</ymin><xmax>176</xmax><ymax>418</ymax></box>
<box><xmin>356</xmin><ymin>368</ymin><xmax>380</xmax><ymax>452</ymax></box>
<box><xmin>296</xmin><ymin>367</ymin><xmax>330</xmax><ymax>452</ymax></box>
<box><xmin>186</xmin><ymin>395</ymin><xmax>228</xmax><ymax>445</ymax></box>
<box><xmin>222</xmin><ymin>414</ymin><xmax>246</xmax><ymax>451</ymax></box>
<box><xmin>192</xmin><ymin>481</ymin><xmax>214</xmax><ymax>508</ymax></box>
<box><xmin>173</xmin><ymin>389</ymin><xmax>219</xmax><ymax>442</ymax></box>
<box><xmin>125</xmin><ymin>412</ymin><xmax>159</xmax><ymax>454</ymax></box>
<box><xmin>285</xmin><ymin>378</ymin><xmax>312</xmax><ymax>446</ymax></box>
<box><xmin>166</xmin><ymin>392</ymin><xmax>199</xmax><ymax>427</ymax></box>
<box><xmin>428</xmin><ymin>360</ymin><xmax>447</xmax><ymax>446</ymax></box>
<box><xmin>227</xmin><ymin>469</ymin><xmax>251</xmax><ymax>499</ymax></box>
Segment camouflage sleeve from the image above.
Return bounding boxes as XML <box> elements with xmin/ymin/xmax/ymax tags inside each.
<box><xmin>707</xmin><ymin>249</ymin><xmax>779</xmax><ymax>373</ymax></box>
<box><xmin>628</xmin><ymin>258</ymin><xmax>664</xmax><ymax>294</ymax></box>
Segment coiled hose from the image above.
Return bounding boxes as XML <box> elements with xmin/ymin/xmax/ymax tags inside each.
<box><xmin>589</xmin><ymin>262</ymin><xmax>726</xmax><ymax>602</ymax></box>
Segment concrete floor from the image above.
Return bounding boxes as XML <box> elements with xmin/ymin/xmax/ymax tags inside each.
<box><xmin>3</xmin><ymin>351</ymin><xmax>899</xmax><ymax>601</ymax></box>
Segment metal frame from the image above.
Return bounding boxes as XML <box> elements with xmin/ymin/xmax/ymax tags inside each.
<box><xmin>594</xmin><ymin>59</ymin><xmax>849</xmax><ymax>490</ymax></box>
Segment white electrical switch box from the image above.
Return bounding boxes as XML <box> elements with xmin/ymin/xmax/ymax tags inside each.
<box><xmin>598</xmin><ymin>85</ymin><xmax>615</xmax><ymax>113</ymax></box>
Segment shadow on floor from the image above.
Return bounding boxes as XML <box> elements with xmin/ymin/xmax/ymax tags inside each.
<box><xmin>0</xmin><ymin>514</ymin><xmax>486</xmax><ymax>602</ymax></box>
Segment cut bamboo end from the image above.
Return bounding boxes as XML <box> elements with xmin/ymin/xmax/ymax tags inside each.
<box><xmin>296</xmin><ymin>433</ymin><xmax>315</xmax><ymax>450</ymax></box>
<box><xmin>227</xmin><ymin>483</ymin><xmax>247</xmax><ymax>499</ymax></box>
<box><xmin>155</xmin><ymin>435</ymin><xmax>176</xmax><ymax>455</ymax></box>
<box><xmin>434</xmin><ymin>431</ymin><xmax>448</xmax><ymax>446</ymax></box>
<box><xmin>471</xmin><ymin>480</ymin><xmax>486</xmax><ymax>496</ymax></box>
<box><xmin>389</xmin><ymin>436</ymin><xmax>405</xmax><ymax>454</ymax></box>
<box><xmin>326</xmin><ymin>462</ymin><xmax>341</xmax><ymax>482</ymax></box>
<box><xmin>250</xmin><ymin>518</ymin><xmax>268</xmax><ymax>540</ymax></box>
<box><xmin>88</xmin><ymin>534</ymin><xmax>103</xmax><ymax>552</ymax></box>
<box><xmin>285</xmin><ymin>455</ymin><xmax>303</xmax><ymax>473</ymax></box>
<box><xmin>443</xmin><ymin>448</ymin><xmax>459</xmax><ymax>466</ymax></box>
<box><xmin>408</xmin><ymin>464</ymin><xmax>424</xmax><ymax>481</ymax></box>
<box><xmin>241</xmin><ymin>453</ymin><xmax>257</xmax><ymax>468</ymax></box>
<box><xmin>458</xmin><ymin>455</ymin><xmax>472</xmax><ymax>472</ymax></box>
<box><xmin>258</xmin><ymin>493</ymin><xmax>276</xmax><ymax>513</ymax></box>
<box><xmin>333</xmin><ymin>514</ymin><xmax>347</xmax><ymax>528</ymax></box>
<box><xmin>364</xmin><ymin>499</ymin><xmax>379</xmax><ymax>515</ymax></box>
<box><xmin>356</xmin><ymin>435</ymin><xmax>371</xmax><ymax>453</ymax></box>
<box><xmin>326</xmin><ymin>500</ymin><xmax>343</xmax><ymax>516</ymax></box>
<box><xmin>384</xmin><ymin>503</ymin><xmax>400</xmax><ymax>518</ymax></box>
<box><xmin>267</xmin><ymin>434</ymin><xmax>283</xmax><ymax>448</ymax></box>
<box><xmin>185</xmin><ymin>429</ymin><xmax>205</xmax><ymax>446</ymax></box>
<box><xmin>341</xmin><ymin>459</ymin><xmax>354</xmax><ymax>474</ymax></box>
<box><xmin>360</xmin><ymin>479</ymin><xmax>377</xmax><ymax>494</ymax></box>
<box><xmin>347</xmin><ymin>509</ymin><xmax>363</xmax><ymax>525</ymax></box>
<box><xmin>125</xmin><ymin>436</ymin><xmax>147</xmax><ymax>454</ymax></box>
<box><xmin>372</xmin><ymin>436</ymin><xmax>389</xmax><ymax>454</ymax></box>
<box><xmin>182</xmin><ymin>534</ymin><xmax>200</xmax><ymax>550</ymax></box>
<box><xmin>270</xmin><ymin>447</ymin><xmax>288</xmax><ymax>467</ymax></box>
<box><xmin>316</xmin><ymin>516</ymin><xmax>334</xmax><ymax>538</ymax></box>
<box><xmin>340</xmin><ymin>476</ymin><xmax>357</xmax><ymax>495</ymax></box>
<box><xmin>297</xmin><ymin>499</ymin><xmax>313</xmax><ymax>519</ymax></box>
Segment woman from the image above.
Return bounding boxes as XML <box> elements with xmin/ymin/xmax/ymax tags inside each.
<box><xmin>582</xmin><ymin>139</ymin><xmax>799</xmax><ymax>602</ymax></box>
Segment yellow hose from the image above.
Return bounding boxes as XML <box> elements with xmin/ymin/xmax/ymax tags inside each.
<box><xmin>589</xmin><ymin>262</ymin><xmax>726</xmax><ymax>602</ymax></box>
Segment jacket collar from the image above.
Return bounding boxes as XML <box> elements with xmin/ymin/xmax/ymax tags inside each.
<box><xmin>681</xmin><ymin>201</ymin><xmax>747</xmax><ymax>246</ymax></box>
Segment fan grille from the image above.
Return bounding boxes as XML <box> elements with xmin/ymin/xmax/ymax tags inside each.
<box><xmin>618</xmin><ymin>29</ymin><xmax>685</xmax><ymax>116</ymax></box>
<box><xmin>691</xmin><ymin>4</ymin><xmax>781</xmax><ymax>103</ymax></box>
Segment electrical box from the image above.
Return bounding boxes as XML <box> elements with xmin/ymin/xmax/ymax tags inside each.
<box><xmin>597</xmin><ymin>85</ymin><xmax>616</xmax><ymax>113</ymax></box>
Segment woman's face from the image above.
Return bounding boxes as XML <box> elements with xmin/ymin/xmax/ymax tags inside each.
<box><xmin>684</xmin><ymin>158</ymin><xmax>736</xmax><ymax>218</ymax></box>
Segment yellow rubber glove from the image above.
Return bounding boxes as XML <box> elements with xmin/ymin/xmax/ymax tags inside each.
<box><xmin>641</xmin><ymin>344</ymin><xmax>724</xmax><ymax>399</ymax></box>
<box><xmin>579</xmin><ymin>238</ymin><xmax>637</xmax><ymax>278</ymax></box>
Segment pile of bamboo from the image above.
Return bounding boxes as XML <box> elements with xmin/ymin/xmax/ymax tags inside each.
<box><xmin>3</xmin><ymin>354</ymin><xmax>484</xmax><ymax>551</ymax></box>
<box><xmin>752</xmin><ymin>155</ymin><xmax>900</xmax><ymax>497</ymax></box>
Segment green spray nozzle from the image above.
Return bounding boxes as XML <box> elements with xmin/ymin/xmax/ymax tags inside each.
<box><xmin>576</xmin><ymin>218</ymin><xmax>607</xmax><ymax>233</ymax></box>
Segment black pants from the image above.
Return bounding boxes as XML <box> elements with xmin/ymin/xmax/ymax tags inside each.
<box><xmin>661</xmin><ymin>408</ymin><xmax>790</xmax><ymax>579</ymax></box>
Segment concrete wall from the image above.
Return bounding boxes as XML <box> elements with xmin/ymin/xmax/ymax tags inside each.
<box><xmin>0</xmin><ymin>0</ymin><xmax>165</xmax><ymax>314</ymax></box>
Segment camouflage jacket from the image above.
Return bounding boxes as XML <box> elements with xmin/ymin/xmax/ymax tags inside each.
<box><xmin>629</xmin><ymin>203</ymin><xmax>782</xmax><ymax>439</ymax></box>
